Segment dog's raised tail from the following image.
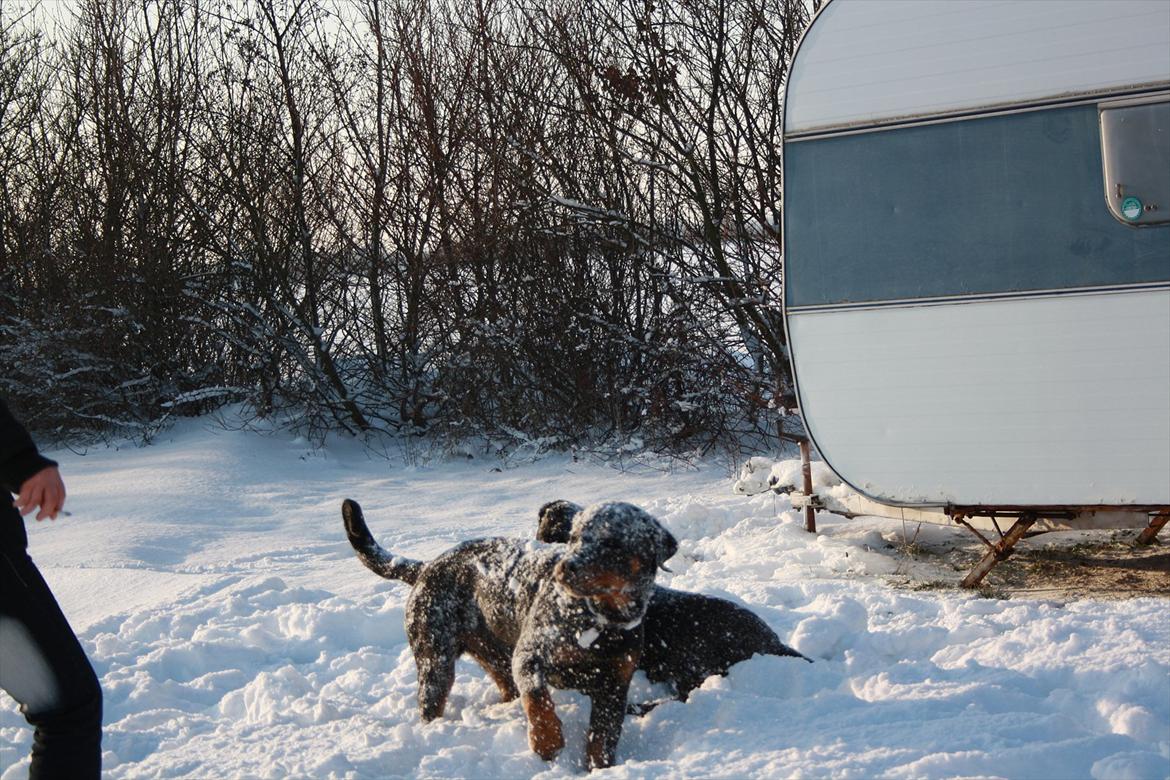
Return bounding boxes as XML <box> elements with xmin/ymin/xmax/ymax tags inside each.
<box><xmin>342</xmin><ymin>499</ymin><xmax>424</xmax><ymax>585</ymax></box>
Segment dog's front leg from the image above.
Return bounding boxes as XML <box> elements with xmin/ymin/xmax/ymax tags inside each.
<box><xmin>514</xmin><ymin>650</ymin><xmax>565</xmax><ymax>761</ymax></box>
<box><xmin>521</xmin><ymin>687</ymin><xmax>565</xmax><ymax>761</ymax></box>
<box><xmin>585</xmin><ymin>671</ymin><xmax>634</xmax><ymax>770</ymax></box>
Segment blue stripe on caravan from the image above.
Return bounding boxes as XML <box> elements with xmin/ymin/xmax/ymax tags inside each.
<box><xmin>783</xmin><ymin>103</ymin><xmax>1170</xmax><ymax>308</ymax></box>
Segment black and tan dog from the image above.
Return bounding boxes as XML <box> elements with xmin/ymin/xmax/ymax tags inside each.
<box><xmin>539</xmin><ymin>500</ymin><xmax>809</xmax><ymax>704</ymax></box>
<box><xmin>342</xmin><ymin>498</ymin><xmax>677</xmax><ymax>770</ymax></box>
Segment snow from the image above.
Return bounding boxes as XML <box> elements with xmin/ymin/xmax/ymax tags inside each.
<box><xmin>2</xmin><ymin>419</ymin><xmax>1168</xmax><ymax>779</ymax></box>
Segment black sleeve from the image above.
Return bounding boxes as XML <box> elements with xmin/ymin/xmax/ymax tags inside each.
<box><xmin>0</xmin><ymin>398</ymin><xmax>56</xmax><ymax>494</ymax></box>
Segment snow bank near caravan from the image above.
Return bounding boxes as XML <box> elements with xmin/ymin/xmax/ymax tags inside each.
<box><xmin>1</xmin><ymin>422</ymin><xmax>1167</xmax><ymax>778</ymax></box>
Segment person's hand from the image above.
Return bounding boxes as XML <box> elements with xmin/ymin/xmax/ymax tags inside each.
<box><xmin>15</xmin><ymin>466</ymin><xmax>67</xmax><ymax>521</ymax></box>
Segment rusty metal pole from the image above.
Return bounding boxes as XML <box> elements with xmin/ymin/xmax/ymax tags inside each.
<box><xmin>1136</xmin><ymin>511</ymin><xmax>1170</xmax><ymax>545</ymax></box>
<box><xmin>799</xmin><ymin>439</ymin><xmax>816</xmax><ymax>533</ymax></box>
<box><xmin>960</xmin><ymin>513</ymin><xmax>1037</xmax><ymax>589</ymax></box>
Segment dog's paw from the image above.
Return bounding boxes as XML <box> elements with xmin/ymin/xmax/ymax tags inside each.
<box><xmin>523</xmin><ymin>691</ymin><xmax>565</xmax><ymax>761</ymax></box>
<box><xmin>529</xmin><ymin>718</ymin><xmax>565</xmax><ymax>761</ymax></box>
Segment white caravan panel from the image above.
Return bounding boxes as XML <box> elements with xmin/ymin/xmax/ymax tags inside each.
<box><xmin>787</xmin><ymin>289</ymin><xmax>1170</xmax><ymax>506</ymax></box>
<box><xmin>785</xmin><ymin>0</ymin><xmax>1170</xmax><ymax>134</ymax></box>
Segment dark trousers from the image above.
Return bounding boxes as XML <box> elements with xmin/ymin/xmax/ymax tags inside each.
<box><xmin>0</xmin><ymin>544</ymin><xmax>102</xmax><ymax>779</ymax></box>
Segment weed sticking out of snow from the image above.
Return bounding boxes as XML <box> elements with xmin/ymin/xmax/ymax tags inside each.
<box><xmin>0</xmin><ymin>424</ymin><xmax>1167</xmax><ymax>779</ymax></box>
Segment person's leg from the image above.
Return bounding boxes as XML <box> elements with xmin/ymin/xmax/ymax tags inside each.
<box><xmin>0</xmin><ymin>547</ymin><xmax>102</xmax><ymax>779</ymax></box>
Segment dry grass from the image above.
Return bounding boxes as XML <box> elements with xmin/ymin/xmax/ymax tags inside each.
<box><xmin>891</xmin><ymin>529</ymin><xmax>1170</xmax><ymax>600</ymax></box>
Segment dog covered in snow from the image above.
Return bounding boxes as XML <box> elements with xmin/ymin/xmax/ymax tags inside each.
<box><xmin>538</xmin><ymin>500</ymin><xmax>810</xmax><ymax>703</ymax></box>
<box><xmin>342</xmin><ymin>498</ymin><xmax>677</xmax><ymax>770</ymax></box>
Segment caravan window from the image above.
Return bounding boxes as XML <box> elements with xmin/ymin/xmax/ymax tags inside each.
<box><xmin>1100</xmin><ymin>97</ymin><xmax>1170</xmax><ymax>226</ymax></box>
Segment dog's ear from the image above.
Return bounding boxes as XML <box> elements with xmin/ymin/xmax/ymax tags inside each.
<box><xmin>537</xmin><ymin>500</ymin><xmax>580</xmax><ymax>544</ymax></box>
<box><xmin>655</xmin><ymin>524</ymin><xmax>678</xmax><ymax>570</ymax></box>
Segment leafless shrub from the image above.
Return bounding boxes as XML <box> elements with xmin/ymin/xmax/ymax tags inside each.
<box><xmin>1</xmin><ymin>0</ymin><xmax>808</xmax><ymax>454</ymax></box>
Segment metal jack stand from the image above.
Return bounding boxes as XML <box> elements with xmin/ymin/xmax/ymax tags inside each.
<box><xmin>955</xmin><ymin>512</ymin><xmax>1039</xmax><ymax>589</ymax></box>
<box><xmin>1136</xmin><ymin>511</ymin><xmax>1169</xmax><ymax>545</ymax></box>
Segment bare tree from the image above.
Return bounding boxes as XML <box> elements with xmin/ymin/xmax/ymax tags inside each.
<box><xmin>509</xmin><ymin>0</ymin><xmax>808</xmax><ymax>441</ymax></box>
<box><xmin>2</xmin><ymin>0</ymin><xmax>811</xmax><ymax>453</ymax></box>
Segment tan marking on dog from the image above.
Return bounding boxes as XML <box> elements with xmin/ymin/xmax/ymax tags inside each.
<box><xmin>487</xmin><ymin>668</ymin><xmax>518</xmax><ymax>701</ymax></box>
<box><xmin>522</xmin><ymin>690</ymin><xmax>564</xmax><ymax>761</ymax></box>
<box><xmin>616</xmin><ymin>652</ymin><xmax>637</xmax><ymax>682</ymax></box>
<box><xmin>575</xmin><ymin>572</ymin><xmax>635</xmax><ymax>612</ymax></box>
<box><xmin>593</xmin><ymin>591</ymin><xmax>633</xmax><ymax>613</ymax></box>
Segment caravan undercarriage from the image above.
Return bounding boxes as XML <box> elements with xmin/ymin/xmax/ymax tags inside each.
<box><xmin>787</xmin><ymin>443</ymin><xmax>1169</xmax><ymax>589</ymax></box>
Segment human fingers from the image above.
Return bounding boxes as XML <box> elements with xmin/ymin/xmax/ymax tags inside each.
<box><xmin>44</xmin><ymin>471</ymin><xmax>65</xmax><ymax>519</ymax></box>
<box><xmin>37</xmin><ymin>481</ymin><xmax>64</xmax><ymax>521</ymax></box>
<box><xmin>16</xmin><ymin>482</ymin><xmax>44</xmax><ymax>517</ymax></box>
<box><xmin>16</xmin><ymin>467</ymin><xmax>67</xmax><ymax>520</ymax></box>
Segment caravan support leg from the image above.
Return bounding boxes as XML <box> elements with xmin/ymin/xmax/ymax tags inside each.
<box><xmin>1136</xmin><ymin>512</ymin><xmax>1169</xmax><ymax>546</ymax></box>
<box><xmin>958</xmin><ymin>513</ymin><xmax>1038</xmax><ymax>589</ymax></box>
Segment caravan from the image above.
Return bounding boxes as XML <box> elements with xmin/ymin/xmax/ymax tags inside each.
<box><xmin>782</xmin><ymin>0</ymin><xmax>1170</xmax><ymax>513</ymax></box>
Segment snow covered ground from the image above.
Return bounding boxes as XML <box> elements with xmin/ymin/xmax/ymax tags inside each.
<box><xmin>1</xmin><ymin>419</ymin><xmax>1167</xmax><ymax>779</ymax></box>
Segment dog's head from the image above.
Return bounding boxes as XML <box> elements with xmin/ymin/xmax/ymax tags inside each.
<box><xmin>536</xmin><ymin>500</ymin><xmax>582</xmax><ymax>544</ymax></box>
<box><xmin>553</xmin><ymin>501</ymin><xmax>677</xmax><ymax>625</ymax></box>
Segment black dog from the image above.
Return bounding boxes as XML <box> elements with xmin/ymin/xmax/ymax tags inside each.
<box><xmin>343</xmin><ymin>498</ymin><xmax>677</xmax><ymax>770</ymax></box>
<box><xmin>538</xmin><ymin>500</ymin><xmax>809</xmax><ymax>704</ymax></box>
